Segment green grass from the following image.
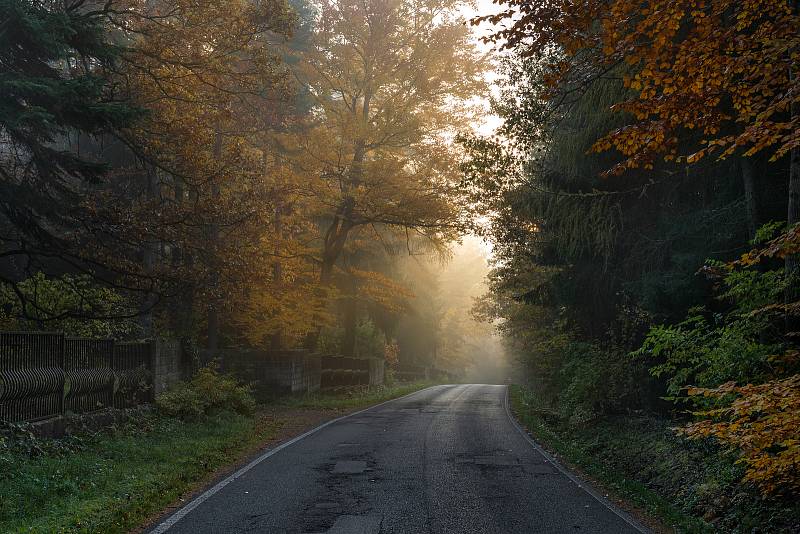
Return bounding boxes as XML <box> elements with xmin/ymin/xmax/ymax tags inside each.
<box><xmin>509</xmin><ymin>385</ymin><xmax>800</xmax><ymax>533</ymax></box>
<box><xmin>274</xmin><ymin>380</ymin><xmax>439</xmax><ymax>410</ymax></box>
<box><xmin>509</xmin><ymin>386</ymin><xmax>704</xmax><ymax>533</ymax></box>
<box><xmin>1</xmin><ymin>412</ymin><xmax>277</xmax><ymax>533</ymax></box>
<box><xmin>0</xmin><ymin>381</ymin><xmax>436</xmax><ymax>533</ymax></box>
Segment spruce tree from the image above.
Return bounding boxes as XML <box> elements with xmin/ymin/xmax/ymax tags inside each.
<box><xmin>0</xmin><ymin>0</ymin><xmax>139</xmax><ymax>251</ymax></box>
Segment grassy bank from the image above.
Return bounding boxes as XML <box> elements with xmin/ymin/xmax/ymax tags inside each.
<box><xmin>275</xmin><ymin>380</ymin><xmax>439</xmax><ymax>410</ymax></box>
<box><xmin>509</xmin><ymin>385</ymin><xmax>800</xmax><ymax>533</ymax></box>
<box><xmin>1</xmin><ymin>412</ymin><xmax>274</xmax><ymax>533</ymax></box>
<box><xmin>0</xmin><ymin>381</ymin><xmax>435</xmax><ymax>533</ymax></box>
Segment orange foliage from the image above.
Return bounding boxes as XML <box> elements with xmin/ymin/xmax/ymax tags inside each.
<box><xmin>738</xmin><ymin>224</ymin><xmax>800</xmax><ymax>267</ymax></box>
<box><xmin>682</xmin><ymin>227</ymin><xmax>800</xmax><ymax>496</ymax></box>
<box><xmin>384</xmin><ymin>340</ymin><xmax>400</xmax><ymax>368</ymax></box>
<box><xmin>477</xmin><ymin>0</ymin><xmax>800</xmax><ymax>174</ymax></box>
<box><xmin>682</xmin><ymin>375</ymin><xmax>800</xmax><ymax>496</ymax></box>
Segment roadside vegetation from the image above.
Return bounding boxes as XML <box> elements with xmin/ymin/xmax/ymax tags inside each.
<box><xmin>510</xmin><ymin>386</ymin><xmax>800</xmax><ymax>532</ymax></box>
<box><xmin>0</xmin><ymin>374</ymin><xmax>435</xmax><ymax>533</ymax></box>
<box><xmin>464</xmin><ymin>0</ymin><xmax>800</xmax><ymax>530</ymax></box>
<box><xmin>275</xmin><ymin>380</ymin><xmax>440</xmax><ymax>411</ymax></box>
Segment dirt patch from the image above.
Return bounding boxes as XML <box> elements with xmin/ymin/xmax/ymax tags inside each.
<box><xmin>132</xmin><ymin>406</ymin><xmax>353</xmax><ymax>533</ymax></box>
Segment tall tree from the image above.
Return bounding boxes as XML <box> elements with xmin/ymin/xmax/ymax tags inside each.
<box><xmin>477</xmin><ymin>0</ymin><xmax>800</xmax><ymax>273</ymax></box>
<box><xmin>0</xmin><ymin>0</ymin><xmax>145</xmax><ymax>319</ymax></box>
<box><xmin>114</xmin><ymin>0</ymin><xmax>297</xmax><ymax>343</ymax></box>
<box><xmin>290</xmin><ymin>0</ymin><xmax>486</xmax><ymax>284</ymax></box>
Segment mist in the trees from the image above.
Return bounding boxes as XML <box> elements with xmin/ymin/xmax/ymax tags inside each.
<box><xmin>393</xmin><ymin>237</ymin><xmax>509</xmax><ymax>382</ymax></box>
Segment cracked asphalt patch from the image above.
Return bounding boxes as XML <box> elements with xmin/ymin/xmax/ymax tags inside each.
<box><xmin>332</xmin><ymin>461</ymin><xmax>368</xmax><ymax>474</ymax></box>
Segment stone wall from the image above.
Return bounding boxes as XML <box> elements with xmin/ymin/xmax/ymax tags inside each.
<box><xmin>299</xmin><ymin>353</ymin><xmax>322</xmax><ymax>392</ymax></box>
<box><xmin>369</xmin><ymin>358</ymin><xmax>385</xmax><ymax>386</ymax></box>
<box><xmin>217</xmin><ymin>349</ymin><xmax>322</xmax><ymax>399</ymax></box>
<box><xmin>214</xmin><ymin>350</ymin><xmax>387</xmax><ymax>396</ymax></box>
<box><xmin>151</xmin><ymin>339</ymin><xmax>185</xmax><ymax>395</ymax></box>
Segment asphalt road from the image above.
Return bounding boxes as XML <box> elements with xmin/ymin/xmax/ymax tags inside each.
<box><xmin>150</xmin><ymin>384</ymin><xmax>647</xmax><ymax>534</ymax></box>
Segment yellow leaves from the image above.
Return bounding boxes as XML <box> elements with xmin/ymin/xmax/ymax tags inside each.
<box><xmin>686</xmin><ymin>149</ymin><xmax>705</xmax><ymax>163</ymax></box>
<box><xmin>349</xmin><ymin>268</ymin><xmax>413</xmax><ymax>313</ymax></box>
<box><xmin>682</xmin><ymin>374</ymin><xmax>800</xmax><ymax>496</ymax></box>
<box><xmin>732</xmin><ymin>224</ymin><xmax>800</xmax><ymax>268</ymax></box>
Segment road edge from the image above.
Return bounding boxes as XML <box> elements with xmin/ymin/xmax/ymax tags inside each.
<box><xmin>148</xmin><ymin>384</ymin><xmax>448</xmax><ymax>533</ymax></box>
<box><xmin>502</xmin><ymin>385</ymin><xmax>650</xmax><ymax>534</ymax></box>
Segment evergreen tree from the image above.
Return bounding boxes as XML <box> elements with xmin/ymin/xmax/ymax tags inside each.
<box><xmin>0</xmin><ymin>0</ymin><xmax>140</xmax><ymax>288</ymax></box>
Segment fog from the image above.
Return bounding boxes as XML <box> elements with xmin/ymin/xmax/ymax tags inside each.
<box><xmin>393</xmin><ymin>237</ymin><xmax>510</xmax><ymax>383</ymax></box>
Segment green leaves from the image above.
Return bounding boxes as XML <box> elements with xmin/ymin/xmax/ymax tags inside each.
<box><xmin>0</xmin><ymin>273</ymin><xmax>141</xmax><ymax>339</ymax></box>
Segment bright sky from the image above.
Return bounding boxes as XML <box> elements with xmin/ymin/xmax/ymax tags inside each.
<box><xmin>453</xmin><ymin>0</ymin><xmax>504</xmax><ymax>259</ymax></box>
<box><xmin>461</xmin><ymin>0</ymin><xmax>506</xmax><ymax>137</ymax></box>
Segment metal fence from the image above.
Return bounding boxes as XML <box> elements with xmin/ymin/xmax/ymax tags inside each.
<box><xmin>0</xmin><ymin>332</ymin><xmax>154</xmax><ymax>423</ymax></box>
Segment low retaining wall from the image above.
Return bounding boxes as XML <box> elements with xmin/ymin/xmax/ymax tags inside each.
<box><xmin>216</xmin><ymin>350</ymin><xmax>322</xmax><ymax>399</ymax></box>
<box><xmin>319</xmin><ymin>355</ymin><xmax>384</xmax><ymax>389</ymax></box>
<box><xmin>393</xmin><ymin>364</ymin><xmax>456</xmax><ymax>383</ymax></box>
<box><xmin>213</xmin><ymin>350</ymin><xmax>386</xmax><ymax>396</ymax></box>
<box><xmin>152</xmin><ymin>339</ymin><xmax>185</xmax><ymax>395</ymax></box>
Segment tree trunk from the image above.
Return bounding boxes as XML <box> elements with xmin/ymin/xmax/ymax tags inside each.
<box><xmin>170</xmin><ymin>180</ymin><xmax>196</xmax><ymax>336</ymax></box>
<box><xmin>319</xmin><ymin>199</ymin><xmax>356</xmax><ymax>285</ymax></box>
<box><xmin>318</xmin><ymin>140</ymin><xmax>365</xmax><ymax>286</ymax></box>
<box><xmin>741</xmin><ymin>157</ymin><xmax>759</xmax><ymax>239</ymax></box>
<box><xmin>139</xmin><ymin>166</ymin><xmax>158</xmax><ymax>336</ymax></box>
<box><xmin>788</xmin><ymin>146</ymin><xmax>799</xmax><ymax>273</ymax></box>
<box><xmin>206</xmin><ymin>130</ymin><xmax>223</xmax><ymax>352</ymax></box>
<box><xmin>341</xmin><ymin>294</ymin><xmax>357</xmax><ymax>357</ymax></box>
<box><xmin>312</xmin><ymin>122</ymin><xmax>368</xmax><ymax>351</ymax></box>
<box><xmin>270</xmin><ymin>202</ymin><xmax>283</xmax><ymax>351</ymax></box>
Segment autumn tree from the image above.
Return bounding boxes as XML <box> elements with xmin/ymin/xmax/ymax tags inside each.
<box><xmin>290</xmin><ymin>0</ymin><xmax>484</xmax><ymax>280</ymax></box>
<box><xmin>280</xmin><ymin>0</ymin><xmax>485</xmax><ymax>353</ymax></box>
<box><xmin>0</xmin><ymin>0</ymin><xmax>306</xmax><ymax>342</ymax></box>
<box><xmin>477</xmin><ymin>0</ymin><xmax>800</xmax><ymax>269</ymax></box>
<box><xmin>111</xmin><ymin>0</ymin><xmax>299</xmax><ymax>343</ymax></box>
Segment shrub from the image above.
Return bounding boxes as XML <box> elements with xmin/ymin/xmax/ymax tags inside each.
<box><xmin>682</xmin><ymin>374</ymin><xmax>800</xmax><ymax>497</ymax></box>
<box><xmin>0</xmin><ymin>273</ymin><xmax>141</xmax><ymax>338</ymax></box>
<box><xmin>634</xmin><ymin>307</ymin><xmax>780</xmax><ymax>399</ymax></box>
<box><xmin>557</xmin><ymin>341</ymin><xmax>651</xmax><ymax>424</ymax></box>
<box><xmin>156</xmin><ymin>367</ymin><xmax>255</xmax><ymax>420</ymax></box>
<box><xmin>658</xmin><ymin>224</ymin><xmax>800</xmax><ymax>497</ymax></box>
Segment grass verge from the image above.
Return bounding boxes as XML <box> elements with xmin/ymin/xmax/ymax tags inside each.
<box><xmin>0</xmin><ymin>381</ymin><xmax>436</xmax><ymax>533</ymax></box>
<box><xmin>509</xmin><ymin>385</ymin><xmax>800</xmax><ymax>533</ymax></box>
<box><xmin>1</xmin><ymin>412</ymin><xmax>276</xmax><ymax>533</ymax></box>
<box><xmin>274</xmin><ymin>380</ymin><xmax>439</xmax><ymax>410</ymax></box>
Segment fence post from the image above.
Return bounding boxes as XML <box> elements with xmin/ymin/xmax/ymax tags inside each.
<box><xmin>149</xmin><ymin>340</ymin><xmax>158</xmax><ymax>399</ymax></box>
<box><xmin>58</xmin><ymin>333</ymin><xmax>65</xmax><ymax>418</ymax></box>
